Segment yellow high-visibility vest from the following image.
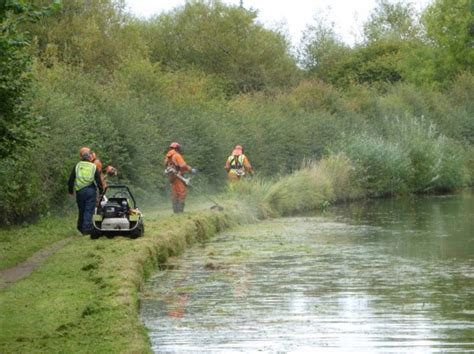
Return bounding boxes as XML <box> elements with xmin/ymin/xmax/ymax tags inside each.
<box><xmin>228</xmin><ymin>154</ymin><xmax>245</xmax><ymax>169</ymax></box>
<box><xmin>74</xmin><ymin>161</ymin><xmax>96</xmax><ymax>191</ymax></box>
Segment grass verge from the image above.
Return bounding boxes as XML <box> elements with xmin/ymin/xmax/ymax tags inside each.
<box><xmin>0</xmin><ymin>201</ymin><xmax>259</xmax><ymax>353</ymax></box>
<box><xmin>0</xmin><ymin>215</ymin><xmax>76</xmax><ymax>269</ymax></box>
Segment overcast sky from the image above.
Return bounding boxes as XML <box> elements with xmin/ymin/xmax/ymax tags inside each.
<box><xmin>125</xmin><ymin>0</ymin><xmax>432</xmax><ymax>46</ymax></box>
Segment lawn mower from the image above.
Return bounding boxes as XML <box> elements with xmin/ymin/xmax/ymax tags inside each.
<box><xmin>91</xmin><ymin>184</ymin><xmax>144</xmax><ymax>239</ymax></box>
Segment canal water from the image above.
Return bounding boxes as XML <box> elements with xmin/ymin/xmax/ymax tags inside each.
<box><xmin>140</xmin><ymin>192</ymin><xmax>474</xmax><ymax>353</ymax></box>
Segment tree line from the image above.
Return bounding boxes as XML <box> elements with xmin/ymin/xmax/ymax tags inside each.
<box><xmin>0</xmin><ymin>0</ymin><xmax>472</xmax><ymax>224</ymax></box>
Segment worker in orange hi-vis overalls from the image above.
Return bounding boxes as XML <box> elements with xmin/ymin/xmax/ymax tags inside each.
<box><xmin>164</xmin><ymin>142</ymin><xmax>196</xmax><ymax>213</ymax></box>
<box><xmin>224</xmin><ymin>144</ymin><xmax>253</xmax><ymax>182</ymax></box>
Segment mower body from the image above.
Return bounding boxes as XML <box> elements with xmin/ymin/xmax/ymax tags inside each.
<box><xmin>91</xmin><ymin>184</ymin><xmax>144</xmax><ymax>239</ymax></box>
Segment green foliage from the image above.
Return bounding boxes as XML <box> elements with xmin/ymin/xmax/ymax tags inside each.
<box><xmin>301</xmin><ymin>39</ymin><xmax>406</xmax><ymax>88</ymax></box>
<box><xmin>24</xmin><ymin>0</ymin><xmax>146</xmax><ymax>72</ymax></box>
<box><xmin>346</xmin><ymin>41</ymin><xmax>405</xmax><ymax>87</ymax></box>
<box><xmin>0</xmin><ymin>0</ymin><xmax>60</xmax><ymax>158</ymax></box>
<box><xmin>388</xmin><ymin>116</ymin><xmax>471</xmax><ymax>192</ymax></box>
<box><xmin>373</xmin><ymin>80</ymin><xmax>474</xmax><ymax>144</ymax></box>
<box><xmin>143</xmin><ymin>0</ymin><xmax>298</xmax><ymax>92</ymax></box>
<box><xmin>286</xmin><ymin>80</ymin><xmax>349</xmax><ymax>114</ymax></box>
<box><xmin>363</xmin><ymin>0</ymin><xmax>421</xmax><ymax>42</ymax></box>
<box><xmin>298</xmin><ymin>13</ymin><xmax>351</xmax><ymax>81</ymax></box>
<box><xmin>264</xmin><ymin>167</ymin><xmax>333</xmax><ymax>216</ymax></box>
<box><xmin>422</xmin><ymin>0</ymin><xmax>473</xmax><ymax>81</ymax></box>
<box><xmin>331</xmin><ymin>109</ymin><xmax>472</xmax><ymax>196</ymax></box>
<box><xmin>1</xmin><ymin>0</ymin><xmax>472</xmax><ymax>225</ymax></box>
<box><xmin>298</xmin><ymin>0</ymin><xmax>472</xmax><ymax>88</ymax></box>
<box><xmin>263</xmin><ymin>155</ymin><xmax>359</xmax><ymax>216</ymax></box>
<box><xmin>32</xmin><ymin>62</ymin><xmax>163</xmax><ymax>195</ymax></box>
<box><xmin>447</xmin><ymin>72</ymin><xmax>474</xmax><ymax>144</ymax></box>
<box><xmin>336</xmin><ymin>134</ymin><xmax>412</xmax><ymax>196</ymax></box>
<box><xmin>0</xmin><ymin>154</ymin><xmax>47</xmax><ymax>224</ymax></box>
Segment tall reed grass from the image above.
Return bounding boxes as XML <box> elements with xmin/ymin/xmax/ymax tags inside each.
<box><xmin>261</xmin><ymin>154</ymin><xmax>357</xmax><ymax>216</ymax></box>
<box><xmin>222</xmin><ymin>140</ymin><xmax>471</xmax><ymax>219</ymax></box>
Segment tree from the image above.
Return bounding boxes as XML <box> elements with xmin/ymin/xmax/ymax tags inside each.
<box><xmin>339</xmin><ymin>41</ymin><xmax>404</xmax><ymax>88</ymax></box>
<box><xmin>299</xmin><ymin>6</ymin><xmax>414</xmax><ymax>88</ymax></box>
<box><xmin>0</xmin><ymin>0</ymin><xmax>60</xmax><ymax>158</ymax></box>
<box><xmin>143</xmin><ymin>0</ymin><xmax>298</xmax><ymax>92</ymax></box>
<box><xmin>363</xmin><ymin>0</ymin><xmax>421</xmax><ymax>43</ymax></box>
<box><xmin>23</xmin><ymin>0</ymin><xmax>146</xmax><ymax>72</ymax></box>
<box><xmin>422</xmin><ymin>0</ymin><xmax>473</xmax><ymax>81</ymax></box>
<box><xmin>298</xmin><ymin>14</ymin><xmax>351</xmax><ymax>82</ymax></box>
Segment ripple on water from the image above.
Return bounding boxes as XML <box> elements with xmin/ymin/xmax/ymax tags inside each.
<box><xmin>141</xmin><ymin>195</ymin><xmax>474</xmax><ymax>353</ymax></box>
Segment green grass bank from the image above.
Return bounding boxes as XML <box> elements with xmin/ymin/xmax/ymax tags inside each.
<box><xmin>0</xmin><ymin>204</ymin><xmax>259</xmax><ymax>353</ymax></box>
<box><xmin>0</xmin><ymin>154</ymin><xmax>472</xmax><ymax>353</ymax></box>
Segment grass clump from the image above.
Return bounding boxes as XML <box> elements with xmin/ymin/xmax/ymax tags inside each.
<box><xmin>263</xmin><ymin>154</ymin><xmax>356</xmax><ymax>216</ymax></box>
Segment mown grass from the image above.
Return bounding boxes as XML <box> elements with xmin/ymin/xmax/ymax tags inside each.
<box><xmin>0</xmin><ymin>194</ymin><xmax>221</xmax><ymax>272</ymax></box>
<box><xmin>0</xmin><ymin>215</ymin><xmax>76</xmax><ymax>269</ymax></box>
<box><xmin>0</xmin><ymin>200</ymin><xmax>257</xmax><ymax>353</ymax></box>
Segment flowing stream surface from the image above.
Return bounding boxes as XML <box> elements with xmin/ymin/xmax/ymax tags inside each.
<box><xmin>140</xmin><ymin>192</ymin><xmax>474</xmax><ymax>353</ymax></box>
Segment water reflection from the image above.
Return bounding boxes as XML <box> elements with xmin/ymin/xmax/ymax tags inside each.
<box><xmin>141</xmin><ymin>192</ymin><xmax>474</xmax><ymax>353</ymax></box>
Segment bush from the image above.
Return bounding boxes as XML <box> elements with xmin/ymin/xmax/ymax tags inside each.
<box><xmin>337</xmin><ymin>134</ymin><xmax>411</xmax><ymax>196</ymax></box>
<box><xmin>0</xmin><ymin>154</ymin><xmax>48</xmax><ymax>225</ymax></box>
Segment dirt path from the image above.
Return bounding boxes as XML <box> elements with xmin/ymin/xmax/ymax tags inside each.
<box><xmin>0</xmin><ymin>238</ymin><xmax>73</xmax><ymax>291</ymax></box>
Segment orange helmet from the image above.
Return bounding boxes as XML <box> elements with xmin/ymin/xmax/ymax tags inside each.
<box><xmin>105</xmin><ymin>165</ymin><xmax>117</xmax><ymax>176</ymax></box>
<box><xmin>169</xmin><ymin>142</ymin><xmax>181</xmax><ymax>150</ymax></box>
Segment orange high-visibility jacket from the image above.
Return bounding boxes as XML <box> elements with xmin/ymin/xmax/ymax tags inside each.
<box><xmin>164</xmin><ymin>149</ymin><xmax>191</xmax><ymax>179</ymax></box>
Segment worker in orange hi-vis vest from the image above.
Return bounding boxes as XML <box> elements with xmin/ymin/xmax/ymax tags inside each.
<box><xmin>164</xmin><ymin>142</ymin><xmax>197</xmax><ymax>213</ymax></box>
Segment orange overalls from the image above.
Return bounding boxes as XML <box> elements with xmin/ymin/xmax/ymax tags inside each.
<box><xmin>164</xmin><ymin>149</ymin><xmax>191</xmax><ymax>213</ymax></box>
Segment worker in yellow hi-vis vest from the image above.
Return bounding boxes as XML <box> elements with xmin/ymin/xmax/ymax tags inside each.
<box><xmin>224</xmin><ymin>144</ymin><xmax>253</xmax><ymax>182</ymax></box>
<box><xmin>68</xmin><ymin>147</ymin><xmax>104</xmax><ymax>235</ymax></box>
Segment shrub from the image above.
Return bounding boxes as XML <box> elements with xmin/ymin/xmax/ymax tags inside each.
<box><xmin>337</xmin><ymin>134</ymin><xmax>411</xmax><ymax>196</ymax></box>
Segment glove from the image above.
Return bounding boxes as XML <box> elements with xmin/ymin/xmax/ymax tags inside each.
<box><xmin>191</xmin><ymin>168</ymin><xmax>198</xmax><ymax>175</ymax></box>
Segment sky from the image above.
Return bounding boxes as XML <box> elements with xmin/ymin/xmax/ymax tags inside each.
<box><xmin>125</xmin><ymin>0</ymin><xmax>432</xmax><ymax>47</ymax></box>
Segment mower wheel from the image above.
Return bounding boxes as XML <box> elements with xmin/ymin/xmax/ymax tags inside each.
<box><xmin>130</xmin><ymin>222</ymin><xmax>144</xmax><ymax>239</ymax></box>
<box><xmin>90</xmin><ymin>229</ymin><xmax>101</xmax><ymax>240</ymax></box>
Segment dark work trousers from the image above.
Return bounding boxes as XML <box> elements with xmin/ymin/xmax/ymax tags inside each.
<box><xmin>76</xmin><ymin>185</ymin><xmax>97</xmax><ymax>234</ymax></box>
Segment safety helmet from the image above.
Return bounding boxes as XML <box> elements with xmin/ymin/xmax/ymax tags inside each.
<box><xmin>169</xmin><ymin>142</ymin><xmax>181</xmax><ymax>150</ymax></box>
<box><xmin>105</xmin><ymin>165</ymin><xmax>117</xmax><ymax>176</ymax></box>
<box><xmin>79</xmin><ymin>147</ymin><xmax>91</xmax><ymax>158</ymax></box>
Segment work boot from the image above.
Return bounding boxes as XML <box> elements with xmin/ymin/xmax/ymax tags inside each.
<box><xmin>178</xmin><ymin>200</ymin><xmax>185</xmax><ymax>213</ymax></box>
